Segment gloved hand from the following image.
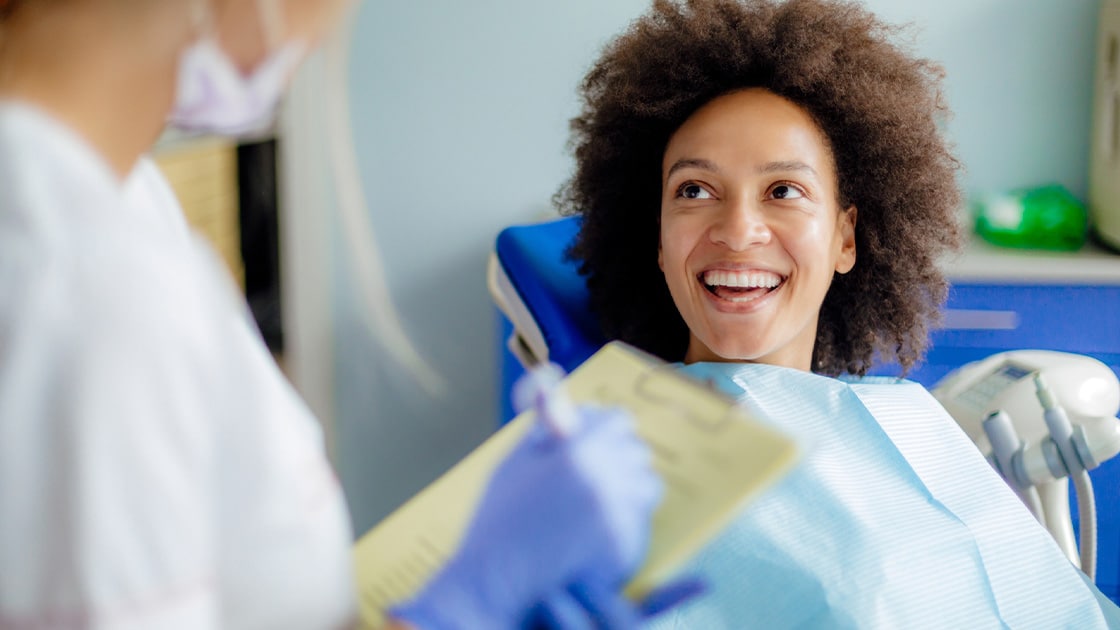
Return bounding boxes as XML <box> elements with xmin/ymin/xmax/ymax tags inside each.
<box><xmin>527</xmin><ymin>576</ymin><xmax>709</xmax><ymax>629</ymax></box>
<box><xmin>389</xmin><ymin>368</ymin><xmax>662</xmax><ymax>630</ymax></box>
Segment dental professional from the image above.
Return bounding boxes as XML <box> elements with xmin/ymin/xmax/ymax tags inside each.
<box><xmin>0</xmin><ymin>1</ymin><xmax>668</xmax><ymax>628</ymax></box>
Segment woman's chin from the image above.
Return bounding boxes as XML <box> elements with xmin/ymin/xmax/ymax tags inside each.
<box><xmin>684</xmin><ymin>336</ymin><xmax>810</xmax><ymax>371</ymax></box>
<box><xmin>684</xmin><ymin>339</ymin><xmax>766</xmax><ymax>364</ymax></box>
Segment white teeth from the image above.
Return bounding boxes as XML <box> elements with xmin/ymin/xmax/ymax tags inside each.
<box><xmin>702</xmin><ymin>270</ymin><xmax>782</xmax><ymax>289</ymax></box>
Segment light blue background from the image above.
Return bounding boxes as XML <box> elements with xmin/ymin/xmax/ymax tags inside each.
<box><xmin>333</xmin><ymin>0</ymin><xmax>1101</xmax><ymax>534</ymax></box>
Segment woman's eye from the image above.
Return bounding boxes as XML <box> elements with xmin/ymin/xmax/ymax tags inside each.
<box><xmin>678</xmin><ymin>183</ymin><xmax>713</xmax><ymax>200</ymax></box>
<box><xmin>769</xmin><ymin>184</ymin><xmax>805</xmax><ymax>200</ymax></box>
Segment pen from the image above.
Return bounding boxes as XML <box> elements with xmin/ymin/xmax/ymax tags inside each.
<box><xmin>512</xmin><ymin>362</ymin><xmax>578</xmax><ymax>438</ymax></box>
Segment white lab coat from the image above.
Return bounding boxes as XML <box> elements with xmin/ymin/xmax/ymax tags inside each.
<box><xmin>0</xmin><ymin>102</ymin><xmax>356</xmax><ymax>629</ymax></box>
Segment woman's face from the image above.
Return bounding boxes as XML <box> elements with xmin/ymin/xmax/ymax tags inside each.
<box><xmin>658</xmin><ymin>88</ymin><xmax>856</xmax><ymax>370</ymax></box>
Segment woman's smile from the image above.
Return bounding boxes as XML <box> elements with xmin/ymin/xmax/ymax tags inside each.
<box><xmin>698</xmin><ymin>268</ymin><xmax>785</xmax><ymax>309</ymax></box>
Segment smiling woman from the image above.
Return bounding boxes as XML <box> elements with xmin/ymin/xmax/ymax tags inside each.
<box><xmin>558</xmin><ymin>0</ymin><xmax>1120</xmax><ymax>627</ymax></box>
<box><xmin>562</xmin><ymin>0</ymin><xmax>963</xmax><ymax>376</ymax></box>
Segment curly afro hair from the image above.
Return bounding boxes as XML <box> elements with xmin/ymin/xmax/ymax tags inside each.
<box><xmin>558</xmin><ymin>0</ymin><xmax>964</xmax><ymax>376</ymax></box>
<box><xmin>0</xmin><ymin>0</ymin><xmax>17</xmax><ymax>21</ymax></box>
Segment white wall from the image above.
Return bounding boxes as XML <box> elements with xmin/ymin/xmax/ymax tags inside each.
<box><xmin>331</xmin><ymin>0</ymin><xmax>1101</xmax><ymax>534</ymax></box>
<box><xmin>867</xmin><ymin>0</ymin><xmax>1099</xmax><ymax>199</ymax></box>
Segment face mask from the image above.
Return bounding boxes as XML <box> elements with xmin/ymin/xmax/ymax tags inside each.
<box><xmin>169</xmin><ymin>0</ymin><xmax>307</xmax><ymax>136</ymax></box>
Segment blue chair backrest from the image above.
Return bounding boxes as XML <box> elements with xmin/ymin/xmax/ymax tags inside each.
<box><xmin>494</xmin><ymin>216</ymin><xmax>605</xmax><ymax>373</ymax></box>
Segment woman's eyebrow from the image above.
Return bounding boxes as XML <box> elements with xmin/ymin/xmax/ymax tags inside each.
<box><xmin>666</xmin><ymin>157</ymin><xmax>721</xmax><ymax>178</ymax></box>
<box><xmin>758</xmin><ymin>160</ymin><xmax>818</xmax><ymax>178</ymax></box>
<box><xmin>666</xmin><ymin>158</ymin><xmax>818</xmax><ymax>179</ymax></box>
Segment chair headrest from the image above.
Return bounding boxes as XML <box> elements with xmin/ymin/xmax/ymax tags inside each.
<box><xmin>492</xmin><ymin>216</ymin><xmax>606</xmax><ymax>372</ymax></box>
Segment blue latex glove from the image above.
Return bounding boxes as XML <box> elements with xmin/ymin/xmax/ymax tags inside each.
<box><xmin>390</xmin><ymin>368</ymin><xmax>663</xmax><ymax>629</ymax></box>
<box><xmin>526</xmin><ymin>577</ymin><xmax>708</xmax><ymax>629</ymax></box>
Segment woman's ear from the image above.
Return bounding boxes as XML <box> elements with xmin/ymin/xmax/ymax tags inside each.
<box><xmin>835</xmin><ymin>205</ymin><xmax>857</xmax><ymax>274</ymax></box>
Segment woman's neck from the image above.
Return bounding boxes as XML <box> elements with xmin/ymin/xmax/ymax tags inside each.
<box><xmin>0</xmin><ymin>4</ymin><xmax>188</xmax><ymax>179</ymax></box>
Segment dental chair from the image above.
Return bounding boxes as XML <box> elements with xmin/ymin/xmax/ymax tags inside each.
<box><xmin>488</xmin><ymin>216</ymin><xmax>604</xmax><ymax>424</ymax></box>
<box><xmin>488</xmin><ymin>214</ymin><xmax>1120</xmax><ymax>605</ymax></box>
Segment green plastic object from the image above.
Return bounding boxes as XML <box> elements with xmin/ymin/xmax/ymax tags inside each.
<box><xmin>973</xmin><ymin>184</ymin><xmax>1088</xmax><ymax>251</ymax></box>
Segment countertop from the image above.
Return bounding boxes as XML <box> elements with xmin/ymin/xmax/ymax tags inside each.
<box><xmin>945</xmin><ymin>237</ymin><xmax>1120</xmax><ymax>284</ymax></box>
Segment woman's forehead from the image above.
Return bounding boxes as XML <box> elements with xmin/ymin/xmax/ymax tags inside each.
<box><xmin>662</xmin><ymin>89</ymin><xmax>837</xmax><ymax>181</ymax></box>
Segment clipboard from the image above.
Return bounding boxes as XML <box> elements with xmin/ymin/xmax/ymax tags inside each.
<box><xmin>352</xmin><ymin>341</ymin><xmax>799</xmax><ymax>627</ymax></box>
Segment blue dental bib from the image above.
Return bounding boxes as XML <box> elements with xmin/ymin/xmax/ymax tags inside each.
<box><xmin>647</xmin><ymin>362</ymin><xmax>1114</xmax><ymax>629</ymax></box>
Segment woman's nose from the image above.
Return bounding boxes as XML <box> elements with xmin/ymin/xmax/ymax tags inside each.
<box><xmin>707</xmin><ymin>198</ymin><xmax>772</xmax><ymax>251</ymax></box>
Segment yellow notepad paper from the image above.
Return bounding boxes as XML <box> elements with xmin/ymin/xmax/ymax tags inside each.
<box><xmin>353</xmin><ymin>342</ymin><xmax>798</xmax><ymax>627</ymax></box>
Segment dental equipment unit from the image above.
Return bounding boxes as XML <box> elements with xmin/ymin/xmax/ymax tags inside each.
<box><xmin>934</xmin><ymin>351</ymin><xmax>1120</xmax><ymax>580</ymax></box>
